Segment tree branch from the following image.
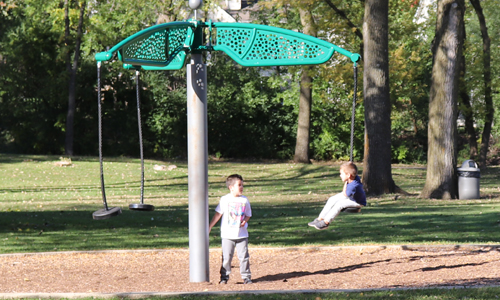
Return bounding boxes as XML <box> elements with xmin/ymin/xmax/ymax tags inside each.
<box><xmin>323</xmin><ymin>0</ymin><xmax>363</xmax><ymax>41</ymax></box>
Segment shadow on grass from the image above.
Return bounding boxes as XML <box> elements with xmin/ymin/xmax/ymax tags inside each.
<box><xmin>248</xmin><ymin>201</ymin><xmax>500</xmax><ymax>246</ymax></box>
<box><xmin>0</xmin><ymin>176</ymin><xmax>190</xmax><ymax>195</ymax></box>
<box><xmin>0</xmin><ymin>206</ymin><xmax>190</xmax><ymax>253</ymax></box>
<box><xmin>2</xmin><ymin>198</ymin><xmax>500</xmax><ymax>253</ymax></box>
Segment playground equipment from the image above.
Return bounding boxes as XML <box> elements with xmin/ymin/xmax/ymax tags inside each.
<box><xmin>92</xmin><ymin>61</ymin><xmax>123</xmax><ymax>220</ymax></box>
<box><xmin>128</xmin><ymin>69</ymin><xmax>155</xmax><ymax>211</ymax></box>
<box><xmin>94</xmin><ymin>0</ymin><xmax>361</xmax><ymax>282</ymax></box>
<box><xmin>92</xmin><ymin>67</ymin><xmax>154</xmax><ymax>220</ymax></box>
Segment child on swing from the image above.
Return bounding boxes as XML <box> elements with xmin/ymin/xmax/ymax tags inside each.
<box><xmin>308</xmin><ymin>161</ymin><xmax>366</xmax><ymax>230</ymax></box>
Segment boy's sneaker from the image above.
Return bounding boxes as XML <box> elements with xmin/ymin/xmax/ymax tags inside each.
<box><xmin>219</xmin><ymin>279</ymin><xmax>227</xmax><ymax>284</ymax></box>
<box><xmin>243</xmin><ymin>278</ymin><xmax>252</xmax><ymax>284</ymax></box>
<box><xmin>308</xmin><ymin>218</ymin><xmax>319</xmax><ymax>227</ymax></box>
<box><xmin>313</xmin><ymin>220</ymin><xmax>329</xmax><ymax>230</ymax></box>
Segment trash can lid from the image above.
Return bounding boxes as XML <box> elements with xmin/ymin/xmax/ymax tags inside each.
<box><xmin>458</xmin><ymin>159</ymin><xmax>479</xmax><ymax>172</ymax></box>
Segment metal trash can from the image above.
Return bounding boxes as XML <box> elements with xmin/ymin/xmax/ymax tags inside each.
<box><xmin>457</xmin><ymin>160</ymin><xmax>480</xmax><ymax>199</ymax></box>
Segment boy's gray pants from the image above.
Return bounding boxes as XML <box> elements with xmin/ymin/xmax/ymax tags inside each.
<box><xmin>319</xmin><ymin>193</ymin><xmax>361</xmax><ymax>223</ymax></box>
<box><xmin>220</xmin><ymin>237</ymin><xmax>251</xmax><ymax>280</ymax></box>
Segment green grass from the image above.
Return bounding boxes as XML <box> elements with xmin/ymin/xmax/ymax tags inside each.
<box><xmin>10</xmin><ymin>287</ymin><xmax>500</xmax><ymax>299</ymax></box>
<box><xmin>1</xmin><ymin>154</ymin><xmax>500</xmax><ymax>253</ymax></box>
<box><xmin>1</xmin><ymin>154</ymin><xmax>500</xmax><ymax>299</ymax></box>
<box><xmin>133</xmin><ymin>287</ymin><xmax>500</xmax><ymax>299</ymax></box>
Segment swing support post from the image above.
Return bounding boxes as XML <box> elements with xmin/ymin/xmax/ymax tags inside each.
<box><xmin>187</xmin><ymin>53</ymin><xmax>210</xmax><ymax>282</ymax></box>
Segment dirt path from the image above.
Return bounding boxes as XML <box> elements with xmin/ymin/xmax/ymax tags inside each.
<box><xmin>1</xmin><ymin>245</ymin><xmax>500</xmax><ymax>295</ymax></box>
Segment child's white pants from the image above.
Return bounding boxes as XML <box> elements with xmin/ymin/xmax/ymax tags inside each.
<box><xmin>318</xmin><ymin>193</ymin><xmax>361</xmax><ymax>223</ymax></box>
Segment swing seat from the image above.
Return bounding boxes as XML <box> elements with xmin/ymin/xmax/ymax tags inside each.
<box><xmin>92</xmin><ymin>206</ymin><xmax>122</xmax><ymax>220</ymax></box>
<box><xmin>129</xmin><ymin>203</ymin><xmax>155</xmax><ymax>211</ymax></box>
<box><xmin>341</xmin><ymin>207</ymin><xmax>361</xmax><ymax>213</ymax></box>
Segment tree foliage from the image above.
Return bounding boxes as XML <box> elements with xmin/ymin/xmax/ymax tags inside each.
<box><xmin>0</xmin><ymin>0</ymin><xmax>498</xmax><ymax>168</ymax></box>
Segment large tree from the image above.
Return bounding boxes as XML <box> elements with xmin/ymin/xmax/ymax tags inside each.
<box><xmin>469</xmin><ymin>0</ymin><xmax>493</xmax><ymax>168</ymax></box>
<box><xmin>361</xmin><ymin>0</ymin><xmax>396</xmax><ymax>195</ymax></box>
<box><xmin>420</xmin><ymin>0</ymin><xmax>465</xmax><ymax>199</ymax></box>
<box><xmin>457</xmin><ymin>3</ymin><xmax>478</xmax><ymax>160</ymax></box>
<box><xmin>293</xmin><ymin>7</ymin><xmax>316</xmax><ymax>163</ymax></box>
<box><xmin>64</xmin><ymin>0</ymin><xmax>86</xmax><ymax>156</ymax></box>
<box><xmin>458</xmin><ymin>45</ymin><xmax>478</xmax><ymax>159</ymax></box>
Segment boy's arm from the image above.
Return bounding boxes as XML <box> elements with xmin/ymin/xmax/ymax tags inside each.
<box><xmin>342</xmin><ymin>181</ymin><xmax>348</xmax><ymax>197</ymax></box>
<box><xmin>240</xmin><ymin>215</ymin><xmax>251</xmax><ymax>227</ymax></box>
<box><xmin>209</xmin><ymin>212</ymin><xmax>222</xmax><ymax>233</ymax></box>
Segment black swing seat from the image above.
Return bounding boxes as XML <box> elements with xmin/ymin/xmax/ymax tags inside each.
<box><xmin>341</xmin><ymin>207</ymin><xmax>361</xmax><ymax>213</ymax></box>
<box><xmin>92</xmin><ymin>206</ymin><xmax>122</xmax><ymax>220</ymax></box>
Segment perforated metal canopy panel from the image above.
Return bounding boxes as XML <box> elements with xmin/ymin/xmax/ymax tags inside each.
<box><xmin>212</xmin><ymin>23</ymin><xmax>339</xmax><ymax>67</ymax></box>
<box><xmin>120</xmin><ymin>27</ymin><xmax>188</xmax><ymax>65</ymax></box>
<box><xmin>95</xmin><ymin>21</ymin><xmax>194</xmax><ymax>70</ymax></box>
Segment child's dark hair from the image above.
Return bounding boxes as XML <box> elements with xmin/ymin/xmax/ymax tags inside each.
<box><xmin>226</xmin><ymin>174</ymin><xmax>243</xmax><ymax>189</ymax></box>
<box><xmin>340</xmin><ymin>161</ymin><xmax>358</xmax><ymax>177</ymax></box>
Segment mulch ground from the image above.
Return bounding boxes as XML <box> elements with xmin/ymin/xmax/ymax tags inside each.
<box><xmin>1</xmin><ymin>245</ymin><xmax>500</xmax><ymax>295</ymax></box>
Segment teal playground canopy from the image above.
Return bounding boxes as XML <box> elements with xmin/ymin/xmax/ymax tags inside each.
<box><xmin>95</xmin><ymin>20</ymin><xmax>361</xmax><ymax>69</ymax></box>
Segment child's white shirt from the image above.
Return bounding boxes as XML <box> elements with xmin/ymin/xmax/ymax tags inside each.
<box><xmin>215</xmin><ymin>193</ymin><xmax>252</xmax><ymax>239</ymax></box>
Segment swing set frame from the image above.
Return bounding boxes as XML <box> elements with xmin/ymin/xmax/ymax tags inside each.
<box><xmin>93</xmin><ymin>17</ymin><xmax>361</xmax><ymax>282</ymax></box>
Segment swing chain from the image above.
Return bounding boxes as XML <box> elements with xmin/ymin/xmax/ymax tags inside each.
<box><xmin>349</xmin><ymin>63</ymin><xmax>358</xmax><ymax>162</ymax></box>
<box><xmin>136</xmin><ymin>70</ymin><xmax>145</xmax><ymax>204</ymax></box>
<box><xmin>97</xmin><ymin>61</ymin><xmax>108</xmax><ymax>209</ymax></box>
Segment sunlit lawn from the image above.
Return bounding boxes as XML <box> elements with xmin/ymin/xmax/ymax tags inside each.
<box><xmin>2</xmin><ymin>154</ymin><xmax>500</xmax><ymax>299</ymax></box>
<box><xmin>1</xmin><ymin>154</ymin><xmax>500</xmax><ymax>254</ymax></box>
<box><xmin>130</xmin><ymin>288</ymin><xmax>500</xmax><ymax>300</ymax></box>
<box><xmin>7</xmin><ymin>287</ymin><xmax>500</xmax><ymax>300</ymax></box>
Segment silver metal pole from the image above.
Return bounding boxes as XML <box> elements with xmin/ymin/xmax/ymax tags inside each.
<box><xmin>187</xmin><ymin>53</ymin><xmax>209</xmax><ymax>282</ymax></box>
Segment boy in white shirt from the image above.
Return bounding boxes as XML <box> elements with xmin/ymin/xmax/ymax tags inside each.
<box><xmin>209</xmin><ymin>174</ymin><xmax>252</xmax><ymax>284</ymax></box>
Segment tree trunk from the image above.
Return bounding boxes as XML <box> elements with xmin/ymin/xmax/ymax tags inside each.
<box><xmin>420</xmin><ymin>0</ymin><xmax>464</xmax><ymax>199</ymax></box>
<box><xmin>470</xmin><ymin>0</ymin><xmax>493</xmax><ymax>168</ymax></box>
<box><xmin>294</xmin><ymin>8</ymin><xmax>316</xmax><ymax>164</ymax></box>
<box><xmin>65</xmin><ymin>1</ymin><xmax>86</xmax><ymax>156</ymax></box>
<box><xmin>361</xmin><ymin>0</ymin><xmax>395</xmax><ymax>195</ymax></box>
<box><xmin>294</xmin><ymin>69</ymin><xmax>313</xmax><ymax>163</ymax></box>
<box><xmin>458</xmin><ymin>41</ymin><xmax>478</xmax><ymax>160</ymax></box>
